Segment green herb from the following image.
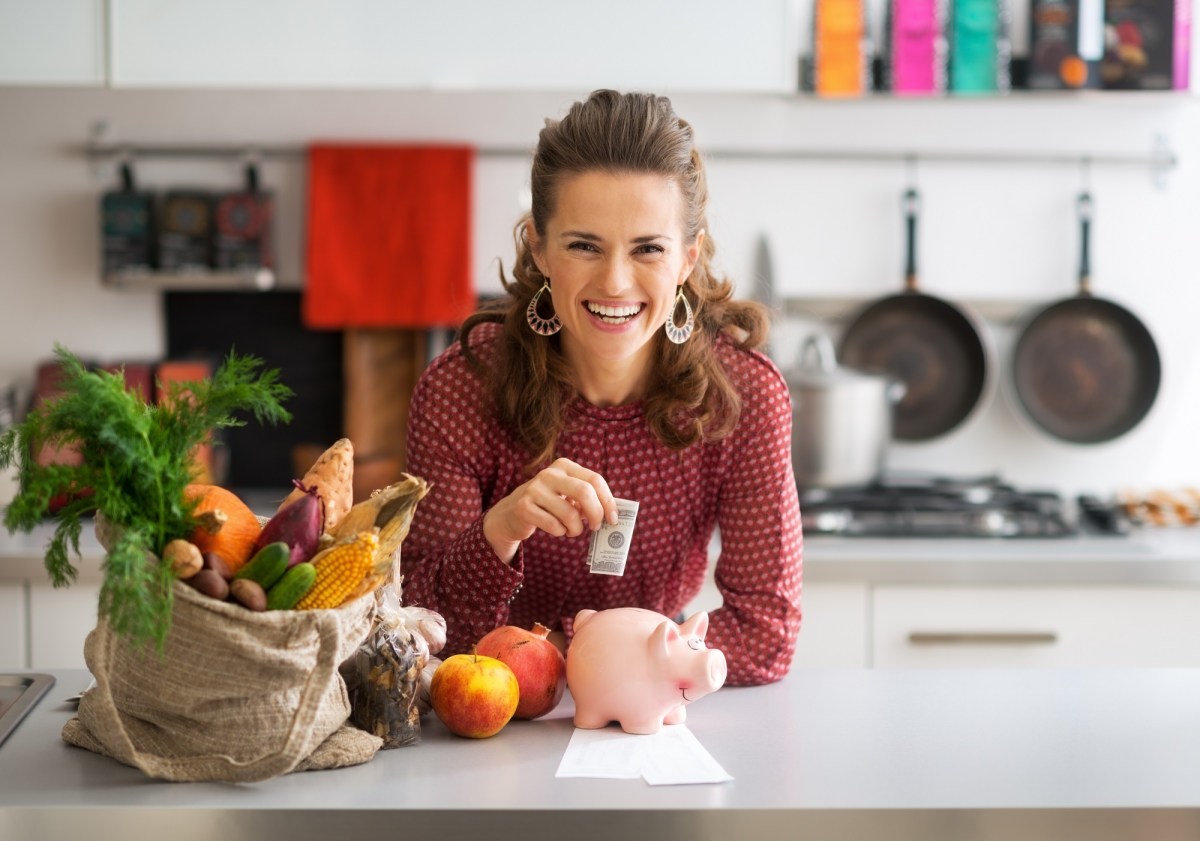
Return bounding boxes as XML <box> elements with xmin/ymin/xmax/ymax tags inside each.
<box><xmin>0</xmin><ymin>345</ymin><xmax>292</xmax><ymax>650</ymax></box>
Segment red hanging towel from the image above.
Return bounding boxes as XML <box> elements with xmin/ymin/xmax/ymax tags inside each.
<box><xmin>304</xmin><ymin>145</ymin><xmax>475</xmax><ymax>329</ymax></box>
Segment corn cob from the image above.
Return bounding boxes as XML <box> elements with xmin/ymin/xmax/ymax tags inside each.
<box><xmin>331</xmin><ymin>474</ymin><xmax>429</xmax><ymax>542</ymax></box>
<box><xmin>296</xmin><ymin>531</ymin><xmax>380</xmax><ymax>610</ymax></box>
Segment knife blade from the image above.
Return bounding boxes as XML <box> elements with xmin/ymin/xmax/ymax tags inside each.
<box><xmin>751</xmin><ymin>232</ymin><xmax>778</xmax><ymax>358</ymax></box>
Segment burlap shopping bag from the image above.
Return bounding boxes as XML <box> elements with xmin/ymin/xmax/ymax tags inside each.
<box><xmin>61</xmin><ymin>577</ymin><xmax>381</xmax><ymax>782</ymax></box>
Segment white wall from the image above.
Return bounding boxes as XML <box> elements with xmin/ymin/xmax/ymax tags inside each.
<box><xmin>0</xmin><ymin>86</ymin><xmax>1197</xmax><ymax>499</ymax></box>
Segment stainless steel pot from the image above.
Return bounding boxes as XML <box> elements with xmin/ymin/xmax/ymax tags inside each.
<box><xmin>787</xmin><ymin>334</ymin><xmax>904</xmax><ymax>490</ymax></box>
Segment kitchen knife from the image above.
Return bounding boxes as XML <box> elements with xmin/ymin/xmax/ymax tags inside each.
<box><xmin>751</xmin><ymin>232</ymin><xmax>779</xmax><ymax>358</ymax></box>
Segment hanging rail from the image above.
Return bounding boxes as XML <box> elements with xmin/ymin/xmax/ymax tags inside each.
<box><xmin>80</xmin><ymin>139</ymin><xmax>1177</xmax><ymax>172</ymax></box>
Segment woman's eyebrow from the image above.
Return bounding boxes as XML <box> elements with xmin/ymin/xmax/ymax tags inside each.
<box><xmin>558</xmin><ymin>230</ymin><xmax>672</xmax><ymax>244</ymax></box>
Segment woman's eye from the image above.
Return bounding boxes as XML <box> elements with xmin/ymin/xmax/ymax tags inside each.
<box><xmin>568</xmin><ymin>241</ymin><xmax>598</xmax><ymax>253</ymax></box>
<box><xmin>635</xmin><ymin>244</ymin><xmax>665</xmax><ymax>255</ymax></box>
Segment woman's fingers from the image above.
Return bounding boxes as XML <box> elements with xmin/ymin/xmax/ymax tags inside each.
<box><xmin>548</xmin><ymin>459</ymin><xmax>618</xmax><ymax>528</ymax></box>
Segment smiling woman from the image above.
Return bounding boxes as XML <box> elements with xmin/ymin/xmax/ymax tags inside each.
<box><xmin>400</xmin><ymin>90</ymin><xmax>804</xmax><ymax>687</ymax></box>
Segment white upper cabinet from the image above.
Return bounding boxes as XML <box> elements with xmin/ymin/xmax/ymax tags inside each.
<box><xmin>107</xmin><ymin>0</ymin><xmax>795</xmax><ymax>92</ymax></box>
<box><xmin>0</xmin><ymin>1</ymin><xmax>106</xmax><ymax>85</ymax></box>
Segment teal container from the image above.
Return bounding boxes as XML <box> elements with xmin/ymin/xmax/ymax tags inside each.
<box><xmin>951</xmin><ymin>0</ymin><xmax>1011</xmax><ymax>93</ymax></box>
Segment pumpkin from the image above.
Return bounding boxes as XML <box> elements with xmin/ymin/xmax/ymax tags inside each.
<box><xmin>185</xmin><ymin>484</ymin><xmax>262</xmax><ymax>574</ymax></box>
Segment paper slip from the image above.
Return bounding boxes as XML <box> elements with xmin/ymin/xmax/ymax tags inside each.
<box><xmin>556</xmin><ymin>724</ymin><xmax>733</xmax><ymax>785</ymax></box>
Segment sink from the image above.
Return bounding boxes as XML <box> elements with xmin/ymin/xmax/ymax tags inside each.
<box><xmin>0</xmin><ymin>673</ymin><xmax>55</xmax><ymax>748</ymax></box>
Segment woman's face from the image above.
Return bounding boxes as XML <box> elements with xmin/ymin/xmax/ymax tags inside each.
<box><xmin>529</xmin><ymin>170</ymin><xmax>702</xmax><ymax>396</ymax></box>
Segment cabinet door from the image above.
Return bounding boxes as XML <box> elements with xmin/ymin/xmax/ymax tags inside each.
<box><xmin>794</xmin><ymin>582</ymin><xmax>869</xmax><ymax>668</ymax></box>
<box><xmin>29</xmin><ymin>584</ymin><xmax>98</xmax><ymax>670</ymax></box>
<box><xmin>873</xmin><ymin>585</ymin><xmax>1200</xmax><ymax>668</ymax></box>
<box><xmin>110</xmin><ymin>0</ymin><xmax>793</xmax><ymax>91</ymax></box>
<box><xmin>0</xmin><ymin>584</ymin><xmax>26</xmax><ymax>670</ymax></box>
<box><xmin>0</xmin><ymin>1</ymin><xmax>105</xmax><ymax>85</ymax></box>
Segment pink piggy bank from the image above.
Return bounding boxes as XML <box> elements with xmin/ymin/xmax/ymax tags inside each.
<box><xmin>566</xmin><ymin>607</ymin><xmax>727</xmax><ymax>735</ymax></box>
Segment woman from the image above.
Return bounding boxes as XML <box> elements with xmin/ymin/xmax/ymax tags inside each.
<box><xmin>403</xmin><ymin>90</ymin><xmax>802</xmax><ymax>686</ymax></box>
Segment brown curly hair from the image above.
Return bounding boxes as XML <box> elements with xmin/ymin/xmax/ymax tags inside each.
<box><xmin>460</xmin><ymin>89</ymin><xmax>768</xmax><ymax>471</ymax></box>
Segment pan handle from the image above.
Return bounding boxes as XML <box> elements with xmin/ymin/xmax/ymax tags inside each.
<box><xmin>903</xmin><ymin>188</ymin><xmax>920</xmax><ymax>292</ymax></box>
<box><xmin>1077</xmin><ymin>191</ymin><xmax>1094</xmax><ymax>297</ymax></box>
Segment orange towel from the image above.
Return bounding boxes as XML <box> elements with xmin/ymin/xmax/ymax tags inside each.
<box><xmin>304</xmin><ymin>145</ymin><xmax>474</xmax><ymax>329</ymax></box>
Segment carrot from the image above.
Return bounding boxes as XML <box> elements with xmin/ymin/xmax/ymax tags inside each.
<box><xmin>279</xmin><ymin>438</ymin><xmax>354</xmax><ymax>533</ymax></box>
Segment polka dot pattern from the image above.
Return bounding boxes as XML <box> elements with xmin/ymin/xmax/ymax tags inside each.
<box><xmin>402</xmin><ymin>323</ymin><xmax>804</xmax><ymax>686</ymax></box>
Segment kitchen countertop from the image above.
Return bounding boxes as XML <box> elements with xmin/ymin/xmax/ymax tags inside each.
<box><xmin>0</xmin><ymin>668</ymin><xmax>1197</xmax><ymax>840</ymax></box>
<box><xmin>4</xmin><ymin>517</ymin><xmax>1200</xmax><ymax>586</ymax></box>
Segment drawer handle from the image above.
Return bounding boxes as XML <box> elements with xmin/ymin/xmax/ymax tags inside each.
<box><xmin>908</xmin><ymin>631</ymin><xmax>1058</xmax><ymax>645</ymax></box>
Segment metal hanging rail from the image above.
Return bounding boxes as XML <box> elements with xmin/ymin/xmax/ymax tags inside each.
<box><xmin>80</xmin><ymin>140</ymin><xmax>1178</xmax><ymax>173</ymax></box>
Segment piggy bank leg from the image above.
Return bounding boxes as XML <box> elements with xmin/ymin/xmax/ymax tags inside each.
<box><xmin>573</xmin><ymin>708</ymin><xmax>613</xmax><ymax>730</ymax></box>
<box><xmin>663</xmin><ymin>704</ymin><xmax>687</xmax><ymax>726</ymax></box>
<box><xmin>618</xmin><ymin>716</ymin><xmax>667</xmax><ymax>735</ymax></box>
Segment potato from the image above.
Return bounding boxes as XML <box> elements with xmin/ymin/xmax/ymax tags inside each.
<box><xmin>229</xmin><ymin>578</ymin><xmax>267</xmax><ymax>612</ymax></box>
<box><xmin>201</xmin><ymin>551</ymin><xmax>234</xmax><ymax>582</ymax></box>
<box><xmin>186</xmin><ymin>568</ymin><xmax>230</xmax><ymax>601</ymax></box>
<box><xmin>163</xmin><ymin>539</ymin><xmax>203</xmax><ymax>580</ymax></box>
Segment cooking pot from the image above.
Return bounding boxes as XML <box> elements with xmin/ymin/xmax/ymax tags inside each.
<box><xmin>787</xmin><ymin>334</ymin><xmax>905</xmax><ymax>490</ymax></box>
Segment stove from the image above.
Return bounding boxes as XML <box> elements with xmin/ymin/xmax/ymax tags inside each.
<box><xmin>799</xmin><ymin>474</ymin><xmax>1089</xmax><ymax>538</ymax></box>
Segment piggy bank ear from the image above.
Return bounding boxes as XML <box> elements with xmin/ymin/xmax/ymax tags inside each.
<box><xmin>650</xmin><ymin>620</ymin><xmax>680</xmax><ymax>657</ymax></box>
<box><xmin>679</xmin><ymin>611</ymin><xmax>709</xmax><ymax>640</ymax></box>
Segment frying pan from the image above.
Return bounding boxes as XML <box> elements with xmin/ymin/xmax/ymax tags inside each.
<box><xmin>1010</xmin><ymin>192</ymin><xmax>1160</xmax><ymax>444</ymax></box>
<box><xmin>839</xmin><ymin>189</ymin><xmax>991</xmax><ymax>441</ymax></box>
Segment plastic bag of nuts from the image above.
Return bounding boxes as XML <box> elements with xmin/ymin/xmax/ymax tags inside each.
<box><xmin>341</xmin><ymin>588</ymin><xmax>446</xmax><ymax>749</ymax></box>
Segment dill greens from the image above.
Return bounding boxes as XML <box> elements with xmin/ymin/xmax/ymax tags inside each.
<box><xmin>0</xmin><ymin>345</ymin><xmax>292</xmax><ymax>650</ymax></box>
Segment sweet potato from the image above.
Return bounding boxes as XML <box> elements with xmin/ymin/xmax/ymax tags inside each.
<box><xmin>278</xmin><ymin>438</ymin><xmax>354</xmax><ymax>534</ymax></box>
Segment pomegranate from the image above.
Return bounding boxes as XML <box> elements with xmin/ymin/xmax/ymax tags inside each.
<box><xmin>475</xmin><ymin>622</ymin><xmax>566</xmax><ymax>720</ymax></box>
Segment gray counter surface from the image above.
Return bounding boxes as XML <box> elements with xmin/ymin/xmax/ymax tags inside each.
<box><xmin>1</xmin><ymin>668</ymin><xmax>1198</xmax><ymax>840</ymax></box>
<box><xmin>4</xmin><ymin>518</ymin><xmax>1200</xmax><ymax>585</ymax></box>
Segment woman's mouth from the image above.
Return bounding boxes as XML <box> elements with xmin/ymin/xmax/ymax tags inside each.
<box><xmin>585</xmin><ymin>301</ymin><xmax>645</xmax><ymax>325</ymax></box>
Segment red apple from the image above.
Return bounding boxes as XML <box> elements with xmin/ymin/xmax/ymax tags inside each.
<box><xmin>430</xmin><ymin>653</ymin><xmax>519</xmax><ymax>738</ymax></box>
<box><xmin>475</xmin><ymin>622</ymin><xmax>566</xmax><ymax>720</ymax></box>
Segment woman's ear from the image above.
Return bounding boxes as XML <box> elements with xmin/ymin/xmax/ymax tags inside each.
<box><xmin>681</xmin><ymin>228</ymin><xmax>706</xmax><ymax>285</ymax></box>
<box><xmin>526</xmin><ymin>219</ymin><xmax>549</xmax><ymax>278</ymax></box>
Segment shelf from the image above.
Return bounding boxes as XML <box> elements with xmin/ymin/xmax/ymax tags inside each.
<box><xmin>102</xmin><ymin>269</ymin><xmax>275</xmax><ymax>292</ymax></box>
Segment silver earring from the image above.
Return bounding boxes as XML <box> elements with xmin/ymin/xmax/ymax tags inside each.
<box><xmin>664</xmin><ymin>288</ymin><xmax>694</xmax><ymax>344</ymax></box>
<box><xmin>526</xmin><ymin>280</ymin><xmax>562</xmax><ymax>336</ymax></box>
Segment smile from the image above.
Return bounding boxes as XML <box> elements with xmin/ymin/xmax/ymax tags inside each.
<box><xmin>681</xmin><ymin>688</ymin><xmax>692</xmax><ymax>703</ymax></box>
<box><xmin>585</xmin><ymin>301</ymin><xmax>644</xmax><ymax>325</ymax></box>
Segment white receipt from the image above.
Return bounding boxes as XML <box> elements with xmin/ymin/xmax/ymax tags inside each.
<box><xmin>555</xmin><ymin>724</ymin><xmax>733</xmax><ymax>785</ymax></box>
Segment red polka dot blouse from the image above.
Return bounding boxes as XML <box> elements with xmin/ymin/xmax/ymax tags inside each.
<box><xmin>402</xmin><ymin>322</ymin><xmax>804</xmax><ymax>686</ymax></box>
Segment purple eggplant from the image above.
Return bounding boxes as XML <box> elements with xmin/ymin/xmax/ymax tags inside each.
<box><xmin>253</xmin><ymin>480</ymin><xmax>324</xmax><ymax>566</ymax></box>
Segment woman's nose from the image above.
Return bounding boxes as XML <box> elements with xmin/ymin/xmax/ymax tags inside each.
<box><xmin>597</xmin><ymin>258</ymin><xmax>633</xmax><ymax>295</ymax></box>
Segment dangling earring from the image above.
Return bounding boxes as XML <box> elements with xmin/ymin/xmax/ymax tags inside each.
<box><xmin>664</xmin><ymin>287</ymin><xmax>694</xmax><ymax>344</ymax></box>
<box><xmin>526</xmin><ymin>280</ymin><xmax>562</xmax><ymax>336</ymax></box>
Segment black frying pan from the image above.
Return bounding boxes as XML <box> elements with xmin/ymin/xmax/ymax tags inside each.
<box><xmin>1010</xmin><ymin>192</ymin><xmax>1160</xmax><ymax>444</ymax></box>
<box><xmin>839</xmin><ymin>189</ymin><xmax>990</xmax><ymax>441</ymax></box>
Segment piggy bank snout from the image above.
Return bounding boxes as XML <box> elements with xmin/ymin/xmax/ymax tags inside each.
<box><xmin>707</xmin><ymin>649</ymin><xmax>728</xmax><ymax>690</ymax></box>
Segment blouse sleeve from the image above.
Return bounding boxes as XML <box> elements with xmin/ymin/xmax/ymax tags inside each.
<box><xmin>705</xmin><ymin>355</ymin><xmax>804</xmax><ymax>686</ymax></box>
<box><xmin>400</xmin><ymin>357</ymin><xmax>525</xmax><ymax>656</ymax></box>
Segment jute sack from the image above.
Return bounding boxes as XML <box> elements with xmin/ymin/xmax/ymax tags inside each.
<box><xmin>62</xmin><ymin>576</ymin><xmax>381</xmax><ymax>783</ymax></box>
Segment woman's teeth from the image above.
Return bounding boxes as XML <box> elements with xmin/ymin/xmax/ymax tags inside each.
<box><xmin>587</xmin><ymin>302</ymin><xmax>643</xmax><ymax>324</ymax></box>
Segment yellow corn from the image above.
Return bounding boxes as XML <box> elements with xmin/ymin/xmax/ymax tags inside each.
<box><xmin>296</xmin><ymin>531</ymin><xmax>380</xmax><ymax>610</ymax></box>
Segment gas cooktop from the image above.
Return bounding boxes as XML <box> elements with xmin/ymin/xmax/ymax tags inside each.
<box><xmin>799</xmin><ymin>473</ymin><xmax>1123</xmax><ymax>538</ymax></box>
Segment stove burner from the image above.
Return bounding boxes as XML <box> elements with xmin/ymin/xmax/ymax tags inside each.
<box><xmin>800</xmin><ymin>473</ymin><xmax>1075</xmax><ymax>538</ymax></box>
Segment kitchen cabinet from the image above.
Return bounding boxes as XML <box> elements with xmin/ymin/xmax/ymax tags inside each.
<box><xmin>872</xmin><ymin>585</ymin><xmax>1200</xmax><ymax>668</ymax></box>
<box><xmin>29</xmin><ymin>582</ymin><xmax>97</xmax><ymax>670</ymax></box>
<box><xmin>107</xmin><ymin>0</ymin><xmax>794</xmax><ymax>92</ymax></box>
<box><xmin>793</xmin><ymin>582</ymin><xmax>869</xmax><ymax>667</ymax></box>
<box><xmin>0</xmin><ymin>1</ymin><xmax>106</xmax><ymax>86</ymax></box>
<box><xmin>0</xmin><ymin>584</ymin><xmax>26</xmax><ymax>670</ymax></box>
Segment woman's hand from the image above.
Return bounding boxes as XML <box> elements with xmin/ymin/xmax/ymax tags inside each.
<box><xmin>483</xmin><ymin>458</ymin><xmax>618</xmax><ymax>564</ymax></box>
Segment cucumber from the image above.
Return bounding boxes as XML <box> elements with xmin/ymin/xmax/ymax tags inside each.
<box><xmin>266</xmin><ymin>563</ymin><xmax>317</xmax><ymax>610</ymax></box>
<box><xmin>234</xmin><ymin>541</ymin><xmax>290</xmax><ymax>589</ymax></box>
